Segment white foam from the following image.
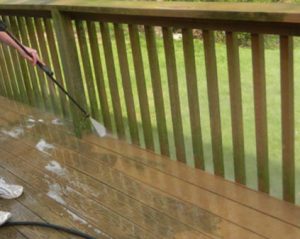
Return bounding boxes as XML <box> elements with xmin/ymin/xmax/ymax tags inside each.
<box><xmin>51</xmin><ymin>118</ymin><xmax>64</xmax><ymax>125</ymax></box>
<box><xmin>45</xmin><ymin>161</ymin><xmax>67</xmax><ymax>176</ymax></box>
<box><xmin>27</xmin><ymin>118</ymin><xmax>35</xmax><ymax>123</ymax></box>
<box><xmin>36</xmin><ymin>139</ymin><xmax>54</xmax><ymax>154</ymax></box>
<box><xmin>26</xmin><ymin>124</ymin><xmax>35</xmax><ymax>129</ymax></box>
<box><xmin>38</xmin><ymin>119</ymin><xmax>44</xmax><ymax>123</ymax></box>
<box><xmin>65</xmin><ymin>209</ymin><xmax>88</xmax><ymax>225</ymax></box>
<box><xmin>47</xmin><ymin>183</ymin><xmax>66</xmax><ymax>205</ymax></box>
<box><xmin>1</xmin><ymin>127</ymin><xmax>24</xmax><ymax>138</ymax></box>
<box><xmin>94</xmin><ymin>228</ymin><xmax>113</xmax><ymax>238</ymax></box>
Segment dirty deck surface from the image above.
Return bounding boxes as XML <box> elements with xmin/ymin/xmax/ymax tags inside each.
<box><xmin>0</xmin><ymin>96</ymin><xmax>299</xmax><ymax>239</ymax></box>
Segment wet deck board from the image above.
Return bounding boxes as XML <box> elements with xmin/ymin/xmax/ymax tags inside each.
<box><xmin>0</xmin><ymin>96</ymin><xmax>299</xmax><ymax>238</ymax></box>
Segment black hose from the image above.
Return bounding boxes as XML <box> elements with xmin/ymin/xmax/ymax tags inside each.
<box><xmin>2</xmin><ymin>221</ymin><xmax>96</xmax><ymax>239</ymax></box>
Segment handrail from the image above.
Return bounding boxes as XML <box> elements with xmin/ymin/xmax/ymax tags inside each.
<box><xmin>0</xmin><ymin>1</ymin><xmax>299</xmax><ymax>35</ymax></box>
<box><xmin>0</xmin><ymin>1</ymin><xmax>299</xmax><ymax>23</ymax></box>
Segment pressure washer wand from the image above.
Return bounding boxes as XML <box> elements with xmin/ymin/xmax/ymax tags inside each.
<box><xmin>2</xmin><ymin>23</ymin><xmax>90</xmax><ymax>119</ymax></box>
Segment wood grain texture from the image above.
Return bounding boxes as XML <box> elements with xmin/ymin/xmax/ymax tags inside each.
<box><xmin>182</xmin><ymin>28</ymin><xmax>203</xmax><ymax>167</ymax></box>
<box><xmin>0</xmin><ymin>98</ymin><xmax>300</xmax><ymax>238</ymax></box>
<box><xmin>225</xmin><ymin>31</ymin><xmax>245</xmax><ymax>184</ymax></box>
<box><xmin>251</xmin><ymin>33</ymin><xmax>269</xmax><ymax>193</ymax></box>
<box><xmin>280</xmin><ymin>35</ymin><xmax>295</xmax><ymax>203</ymax></box>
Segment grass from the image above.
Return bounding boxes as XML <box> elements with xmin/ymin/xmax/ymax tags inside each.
<box><xmin>71</xmin><ymin>24</ymin><xmax>300</xmax><ymax>203</ymax></box>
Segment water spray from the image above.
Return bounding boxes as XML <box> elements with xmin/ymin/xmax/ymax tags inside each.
<box><xmin>0</xmin><ymin>20</ymin><xmax>106</xmax><ymax>137</ymax></box>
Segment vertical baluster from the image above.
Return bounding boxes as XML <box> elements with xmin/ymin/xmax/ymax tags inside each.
<box><xmin>0</xmin><ymin>67</ymin><xmax>7</xmax><ymax>96</ymax></box>
<box><xmin>226</xmin><ymin>31</ymin><xmax>246</xmax><ymax>184</ymax></box>
<box><xmin>251</xmin><ymin>33</ymin><xmax>269</xmax><ymax>193</ymax></box>
<box><xmin>145</xmin><ymin>25</ymin><xmax>169</xmax><ymax>156</ymax></box>
<box><xmin>52</xmin><ymin>10</ymin><xmax>88</xmax><ymax>136</ymax></box>
<box><xmin>0</xmin><ymin>45</ymin><xmax>13</xmax><ymax>99</ymax></box>
<box><xmin>26</xmin><ymin>16</ymin><xmax>49</xmax><ymax>109</ymax></box>
<box><xmin>17</xmin><ymin>16</ymin><xmax>41</xmax><ymax>107</ymax></box>
<box><xmin>182</xmin><ymin>28</ymin><xmax>204</xmax><ymax>167</ymax></box>
<box><xmin>7</xmin><ymin>16</ymin><xmax>29</xmax><ymax>104</ymax></box>
<box><xmin>86</xmin><ymin>21</ymin><xmax>112</xmax><ymax>131</ymax></box>
<box><xmin>44</xmin><ymin>18</ymin><xmax>70</xmax><ymax>117</ymax></box>
<box><xmin>35</xmin><ymin>17</ymin><xmax>61</xmax><ymax>114</ymax></box>
<box><xmin>75</xmin><ymin>20</ymin><xmax>100</xmax><ymax>120</ymax></box>
<box><xmin>114</xmin><ymin>23</ymin><xmax>139</xmax><ymax>144</ymax></box>
<box><xmin>280</xmin><ymin>35</ymin><xmax>295</xmax><ymax>203</ymax></box>
<box><xmin>11</xmin><ymin>16</ymin><xmax>34</xmax><ymax>105</ymax></box>
<box><xmin>3</xmin><ymin>16</ymin><xmax>24</xmax><ymax>101</ymax></box>
<box><xmin>128</xmin><ymin>24</ymin><xmax>154</xmax><ymax>150</ymax></box>
<box><xmin>203</xmin><ymin>30</ymin><xmax>224</xmax><ymax>176</ymax></box>
<box><xmin>162</xmin><ymin>27</ymin><xmax>186</xmax><ymax>164</ymax></box>
<box><xmin>100</xmin><ymin>22</ymin><xmax>125</xmax><ymax>138</ymax></box>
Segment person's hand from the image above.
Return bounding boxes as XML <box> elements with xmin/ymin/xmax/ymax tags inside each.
<box><xmin>17</xmin><ymin>46</ymin><xmax>44</xmax><ymax>66</ymax></box>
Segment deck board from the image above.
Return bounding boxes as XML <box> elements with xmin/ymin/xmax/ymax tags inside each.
<box><xmin>0</xmin><ymin>96</ymin><xmax>299</xmax><ymax>238</ymax></box>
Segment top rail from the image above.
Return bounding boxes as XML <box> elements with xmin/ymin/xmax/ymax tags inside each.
<box><xmin>0</xmin><ymin>1</ymin><xmax>300</xmax><ymax>35</ymax></box>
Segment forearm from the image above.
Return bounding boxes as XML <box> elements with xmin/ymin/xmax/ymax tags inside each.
<box><xmin>0</xmin><ymin>31</ymin><xmax>23</xmax><ymax>52</ymax></box>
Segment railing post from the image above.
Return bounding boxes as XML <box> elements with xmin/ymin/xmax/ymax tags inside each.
<box><xmin>51</xmin><ymin>9</ymin><xmax>88</xmax><ymax>136</ymax></box>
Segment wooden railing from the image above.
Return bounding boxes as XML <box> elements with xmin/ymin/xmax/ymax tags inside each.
<box><xmin>0</xmin><ymin>0</ymin><xmax>298</xmax><ymax>203</ymax></box>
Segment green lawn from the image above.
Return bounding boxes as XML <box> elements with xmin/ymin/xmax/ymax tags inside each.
<box><xmin>73</xmin><ymin>25</ymin><xmax>300</xmax><ymax>203</ymax></box>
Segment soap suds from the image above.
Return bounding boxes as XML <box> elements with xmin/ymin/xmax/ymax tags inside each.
<box><xmin>47</xmin><ymin>183</ymin><xmax>66</xmax><ymax>205</ymax></box>
<box><xmin>45</xmin><ymin>161</ymin><xmax>67</xmax><ymax>176</ymax></box>
<box><xmin>1</xmin><ymin>127</ymin><xmax>24</xmax><ymax>138</ymax></box>
<box><xmin>36</xmin><ymin>139</ymin><xmax>54</xmax><ymax>154</ymax></box>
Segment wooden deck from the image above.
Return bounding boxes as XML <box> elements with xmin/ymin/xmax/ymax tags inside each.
<box><xmin>0</xmin><ymin>96</ymin><xmax>299</xmax><ymax>239</ymax></box>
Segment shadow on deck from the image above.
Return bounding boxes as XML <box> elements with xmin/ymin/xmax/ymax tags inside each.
<box><xmin>0</xmin><ymin>96</ymin><xmax>299</xmax><ymax>239</ymax></box>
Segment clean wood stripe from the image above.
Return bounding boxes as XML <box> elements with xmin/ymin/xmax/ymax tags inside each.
<box><xmin>86</xmin><ymin>20</ymin><xmax>112</xmax><ymax>131</ymax></box>
<box><xmin>162</xmin><ymin>27</ymin><xmax>186</xmax><ymax>164</ymax></box>
<box><xmin>34</xmin><ymin>17</ymin><xmax>60</xmax><ymax>114</ymax></box>
<box><xmin>128</xmin><ymin>24</ymin><xmax>154</xmax><ymax>150</ymax></box>
<box><xmin>75</xmin><ymin>20</ymin><xmax>100</xmax><ymax>120</ymax></box>
<box><xmin>16</xmin><ymin>16</ymin><xmax>41</xmax><ymax>107</ymax></box>
<box><xmin>113</xmin><ymin>23</ymin><xmax>140</xmax><ymax>145</ymax></box>
<box><xmin>225</xmin><ymin>31</ymin><xmax>246</xmax><ymax>184</ymax></box>
<box><xmin>43</xmin><ymin>18</ymin><xmax>70</xmax><ymax>117</ymax></box>
<box><xmin>25</xmin><ymin>16</ymin><xmax>49</xmax><ymax>109</ymax></box>
<box><xmin>144</xmin><ymin>25</ymin><xmax>169</xmax><ymax>156</ymax></box>
<box><xmin>251</xmin><ymin>33</ymin><xmax>269</xmax><ymax>193</ymax></box>
<box><xmin>280</xmin><ymin>35</ymin><xmax>295</xmax><ymax>203</ymax></box>
<box><xmin>182</xmin><ymin>28</ymin><xmax>204</xmax><ymax>167</ymax></box>
<box><xmin>100</xmin><ymin>22</ymin><xmax>125</xmax><ymax>137</ymax></box>
<box><xmin>203</xmin><ymin>30</ymin><xmax>224</xmax><ymax>177</ymax></box>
